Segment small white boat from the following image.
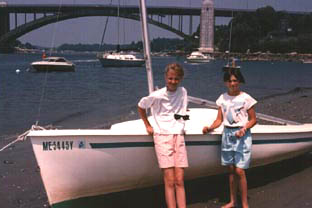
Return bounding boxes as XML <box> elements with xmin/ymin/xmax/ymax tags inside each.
<box><xmin>31</xmin><ymin>57</ymin><xmax>75</xmax><ymax>72</ymax></box>
<box><xmin>27</xmin><ymin>108</ymin><xmax>312</xmax><ymax>207</ymax></box>
<box><xmin>186</xmin><ymin>51</ymin><xmax>212</xmax><ymax>63</ymax></box>
<box><xmin>301</xmin><ymin>59</ymin><xmax>312</xmax><ymax>64</ymax></box>
<box><xmin>223</xmin><ymin>58</ymin><xmax>241</xmax><ymax>71</ymax></box>
<box><xmin>97</xmin><ymin>52</ymin><xmax>145</xmax><ymax>67</ymax></box>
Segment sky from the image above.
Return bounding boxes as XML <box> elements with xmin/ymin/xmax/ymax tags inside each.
<box><xmin>4</xmin><ymin>0</ymin><xmax>312</xmax><ymax>47</ymax></box>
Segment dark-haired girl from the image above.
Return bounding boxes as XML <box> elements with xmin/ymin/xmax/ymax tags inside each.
<box><xmin>203</xmin><ymin>68</ymin><xmax>257</xmax><ymax>208</ymax></box>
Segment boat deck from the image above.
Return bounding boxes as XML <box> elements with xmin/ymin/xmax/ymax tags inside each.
<box><xmin>28</xmin><ymin>108</ymin><xmax>312</xmax><ymax>137</ymax></box>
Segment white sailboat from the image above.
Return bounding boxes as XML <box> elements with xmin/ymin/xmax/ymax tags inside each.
<box><xmin>186</xmin><ymin>51</ymin><xmax>213</xmax><ymax>63</ymax></box>
<box><xmin>25</xmin><ymin>1</ymin><xmax>312</xmax><ymax>207</ymax></box>
<box><xmin>223</xmin><ymin>11</ymin><xmax>241</xmax><ymax>71</ymax></box>
<box><xmin>97</xmin><ymin>51</ymin><xmax>145</xmax><ymax>67</ymax></box>
<box><xmin>97</xmin><ymin>1</ymin><xmax>145</xmax><ymax>67</ymax></box>
<box><xmin>223</xmin><ymin>57</ymin><xmax>241</xmax><ymax>71</ymax></box>
<box><xmin>27</xmin><ymin>108</ymin><xmax>312</xmax><ymax>207</ymax></box>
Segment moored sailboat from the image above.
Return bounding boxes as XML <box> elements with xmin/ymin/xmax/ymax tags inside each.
<box><xmin>97</xmin><ymin>52</ymin><xmax>145</xmax><ymax>67</ymax></box>
<box><xmin>223</xmin><ymin>57</ymin><xmax>241</xmax><ymax>71</ymax></box>
<box><xmin>96</xmin><ymin>1</ymin><xmax>145</xmax><ymax>68</ymax></box>
<box><xmin>223</xmin><ymin>10</ymin><xmax>241</xmax><ymax>71</ymax></box>
<box><xmin>186</xmin><ymin>51</ymin><xmax>213</xmax><ymax>63</ymax></box>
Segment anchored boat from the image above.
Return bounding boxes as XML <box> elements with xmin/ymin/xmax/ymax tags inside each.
<box><xmin>31</xmin><ymin>57</ymin><xmax>75</xmax><ymax>72</ymax></box>
<box><xmin>97</xmin><ymin>52</ymin><xmax>145</xmax><ymax>67</ymax></box>
<box><xmin>186</xmin><ymin>51</ymin><xmax>213</xmax><ymax>63</ymax></box>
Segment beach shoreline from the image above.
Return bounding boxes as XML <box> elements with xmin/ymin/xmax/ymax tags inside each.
<box><xmin>1</xmin><ymin>88</ymin><xmax>312</xmax><ymax>208</ymax></box>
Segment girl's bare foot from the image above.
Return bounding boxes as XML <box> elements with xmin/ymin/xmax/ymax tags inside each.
<box><xmin>221</xmin><ymin>201</ymin><xmax>236</xmax><ymax>208</ymax></box>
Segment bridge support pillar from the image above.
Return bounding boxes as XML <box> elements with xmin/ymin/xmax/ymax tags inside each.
<box><xmin>199</xmin><ymin>0</ymin><xmax>214</xmax><ymax>53</ymax></box>
<box><xmin>189</xmin><ymin>15</ymin><xmax>193</xmax><ymax>35</ymax></box>
<box><xmin>0</xmin><ymin>2</ymin><xmax>13</xmax><ymax>53</ymax></box>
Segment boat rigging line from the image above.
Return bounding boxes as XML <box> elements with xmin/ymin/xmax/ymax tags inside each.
<box><xmin>99</xmin><ymin>0</ymin><xmax>113</xmax><ymax>51</ymax></box>
<box><xmin>228</xmin><ymin>10</ymin><xmax>233</xmax><ymax>54</ymax></box>
<box><xmin>35</xmin><ymin>0</ymin><xmax>64</xmax><ymax>127</ymax></box>
<box><xmin>188</xmin><ymin>96</ymin><xmax>301</xmax><ymax>125</ymax></box>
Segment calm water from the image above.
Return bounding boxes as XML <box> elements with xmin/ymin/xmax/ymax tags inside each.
<box><xmin>0</xmin><ymin>53</ymin><xmax>312</xmax><ymax>138</ymax></box>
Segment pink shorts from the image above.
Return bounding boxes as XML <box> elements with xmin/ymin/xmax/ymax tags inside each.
<box><xmin>153</xmin><ymin>134</ymin><xmax>188</xmax><ymax>169</ymax></box>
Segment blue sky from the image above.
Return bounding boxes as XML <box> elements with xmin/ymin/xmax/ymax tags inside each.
<box><xmin>4</xmin><ymin>0</ymin><xmax>312</xmax><ymax>47</ymax></box>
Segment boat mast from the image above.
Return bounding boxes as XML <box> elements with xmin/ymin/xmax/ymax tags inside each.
<box><xmin>99</xmin><ymin>0</ymin><xmax>113</xmax><ymax>51</ymax></box>
<box><xmin>228</xmin><ymin>10</ymin><xmax>233</xmax><ymax>54</ymax></box>
<box><xmin>139</xmin><ymin>0</ymin><xmax>154</xmax><ymax>94</ymax></box>
<box><xmin>117</xmin><ymin>0</ymin><xmax>120</xmax><ymax>52</ymax></box>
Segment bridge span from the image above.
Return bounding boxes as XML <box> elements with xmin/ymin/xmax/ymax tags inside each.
<box><xmin>0</xmin><ymin>3</ymin><xmax>309</xmax><ymax>53</ymax></box>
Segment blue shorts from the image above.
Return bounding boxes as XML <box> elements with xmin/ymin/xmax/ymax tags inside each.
<box><xmin>221</xmin><ymin>127</ymin><xmax>252</xmax><ymax>169</ymax></box>
<box><xmin>221</xmin><ymin>150</ymin><xmax>251</xmax><ymax>169</ymax></box>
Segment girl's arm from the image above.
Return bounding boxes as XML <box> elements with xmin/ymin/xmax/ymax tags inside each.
<box><xmin>202</xmin><ymin>107</ymin><xmax>223</xmax><ymax>134</ymax></box>
<box><xmin>246</xmin><ymin>106</ymin><xmax>257</xmax><ymax>129</ymax></box>
<box><xmin>138</xmin><ymin>106</ymin><xmax>154</xmax><ymax>135</ymax></box>
<box><xmin>236</xmin><ymin>106</ymin><xmax>257</xmax><ymax>138</ymax></box>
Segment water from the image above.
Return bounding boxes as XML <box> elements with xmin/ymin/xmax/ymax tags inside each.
<box><xmin>0</xmin><ymin>53</ymin><xmax>312</xmax><ymax>138</ymax></box>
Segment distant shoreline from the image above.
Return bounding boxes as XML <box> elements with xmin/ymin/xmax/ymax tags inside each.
<box><xmin>12</xmin><ymin>46</ymin><xmax>312</xmax><ymax>63</ymax></box>
<box><xmin>170</xmin><ymin>51</ymin><xmax>312</xmax><ymax>63</ymax></box>
<box><xmin>214</xmin><ymin>51</ymin><xmax>312</xmax><ymax>62</ymax></box>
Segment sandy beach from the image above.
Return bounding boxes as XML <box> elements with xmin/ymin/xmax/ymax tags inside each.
<box><xmin>1</xmin><ymin>87</ymin><xmax>312</xmax><ymax>208</ymax></box>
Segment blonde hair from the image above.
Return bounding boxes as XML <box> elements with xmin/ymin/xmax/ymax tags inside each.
<box><xmin>165</xmin><ymin>63</ymin><xmax>184</xmax><ymax>78</ymax></box>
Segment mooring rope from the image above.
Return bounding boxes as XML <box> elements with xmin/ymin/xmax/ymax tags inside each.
<box><xmin>0</xmin><ymin>125</ymin><xmax>46</xmax><ymax>152</ymax></box>
<box><xmin>35</xmin><ymin>0</ymin><xmax>63</xmax><ymax>126</ymax></box>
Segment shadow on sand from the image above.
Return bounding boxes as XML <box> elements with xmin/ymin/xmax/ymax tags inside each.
<box><xmin>55</xmin><ymin>152</ymin><xmax>312</xmax><ymax>208</ymax></box>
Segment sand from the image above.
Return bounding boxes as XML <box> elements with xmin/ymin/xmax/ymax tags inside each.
<box><xmin>1</xmin><ymin>87</ymin><xmax>312</xmax><ymax>208</ymax></box>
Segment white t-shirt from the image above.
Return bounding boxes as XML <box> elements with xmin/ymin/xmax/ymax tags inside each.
<box><xmin>216</xmin><ymin>92</ymin><xmax>257</xmax><ymax>127</ymax></box>
<box><xmin>138</xmin><ymin>87</ymin><xmax>188</xmax><ymax>134</ymax></box>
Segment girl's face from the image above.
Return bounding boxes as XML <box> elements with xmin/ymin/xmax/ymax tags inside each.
<box><xmin>165</xmin><ymin>69</ymin><xmax>182</xmax><ymax>92</ymax></box>
<box><xmin>225</xmin><ymin>75</ymin><xmax>240</xmax><ymax>95</ymax></box>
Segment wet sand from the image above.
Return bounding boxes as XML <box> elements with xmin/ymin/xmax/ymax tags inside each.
<box><xmin>1</xmin><ymin>87</ymin><xmax>312</xmax><ymax>208</ymax></box>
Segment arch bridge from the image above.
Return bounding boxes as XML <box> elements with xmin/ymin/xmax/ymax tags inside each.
<box><xmin>0</xmin><ymin>4</ymin><xmax>257</xmax><ymax>52</ymax></box>
<box><xmin>0</xmin><ymin>4</ymin><xmax>308</xmax><ymax>52</ymax></box>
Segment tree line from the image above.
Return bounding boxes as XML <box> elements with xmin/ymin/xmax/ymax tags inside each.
<box><xmin>213</xmin><ymin>6</ymin><xmax>312</xmax><ymax>53</ymax></box>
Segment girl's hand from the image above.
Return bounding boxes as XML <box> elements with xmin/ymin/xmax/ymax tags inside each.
<box><xmin>146</xmin><ymin>126</ymin><xmax>154</xmax><ymax>135</ymax></box>
<box><xmin>235</xmin><ymin>127</ymin><xmax>246</xmax><ymax>138</ymax></box>
<box><xmin>202</xmin><ymin>126</ymin><xmax>212</xmax><ymax>134</ymax></box>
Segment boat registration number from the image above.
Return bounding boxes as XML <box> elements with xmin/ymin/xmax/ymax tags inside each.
<box><xmin>42</xmin><ymin>141</ymin><xmax>74</xmax><ymax>151</ymax></box>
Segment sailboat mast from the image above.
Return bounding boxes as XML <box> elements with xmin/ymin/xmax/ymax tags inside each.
<box><xmin>117</xmin><ymin>0</ymin><xmax>120</xmax><ymax>48</ymax></box>
<box><xmin>139</xmin><ymin>0</ymin><xmax>154</xmax><ymax>94</ymax></box>
<box><xmin>228</xmin><ymin>10</ymin><xmax>234</xmax><ymax>53</ymax></box>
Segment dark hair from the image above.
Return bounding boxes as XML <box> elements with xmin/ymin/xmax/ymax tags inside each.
<box><xmin>223</xmin><ymin>68</ymin><xmax>245</xmax><ymax>83</ymax></box>
<box><xmin>165</xmin><ymin>63</ymin><xmax>184</xmax><ymax>78</ymax></box>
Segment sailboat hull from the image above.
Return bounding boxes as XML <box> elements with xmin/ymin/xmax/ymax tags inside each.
<box><xmin>97</xmin><ymin>53</ymin><xmax>145</xmax><ymax>67</ymax></box>
<box><xmin>27</xmin><ymin>108</ymin><xmax>312</xmax><ymax>207</ymax></box>
<box><xmin>98</xmin><ymin>57</ymin><xmax>145</xmax><ymax>67</ymax></box>
<box><xmin>186</xmin><ymin>58</ymin><xmax>211</xmax><ymax>63</ymax></box>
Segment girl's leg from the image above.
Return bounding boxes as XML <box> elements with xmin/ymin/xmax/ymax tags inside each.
<box><xmin>222</xmin><ymin>165</ymin><xmax>238</xmax><ymax>208</ymax></box>
<box><xmin>163</xmin><ymin>168</ymin><xmax>176</xmax><ymax>208</ymax></box>
<box><xmin>235</xmin><ymin>167</ymin><xmax>248</xmax><ymax>208</ymax></box>
<box><xmin>174</xmin><ymin>167</ymin><xmax>186</xmax><ymax>208</ymax></box>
